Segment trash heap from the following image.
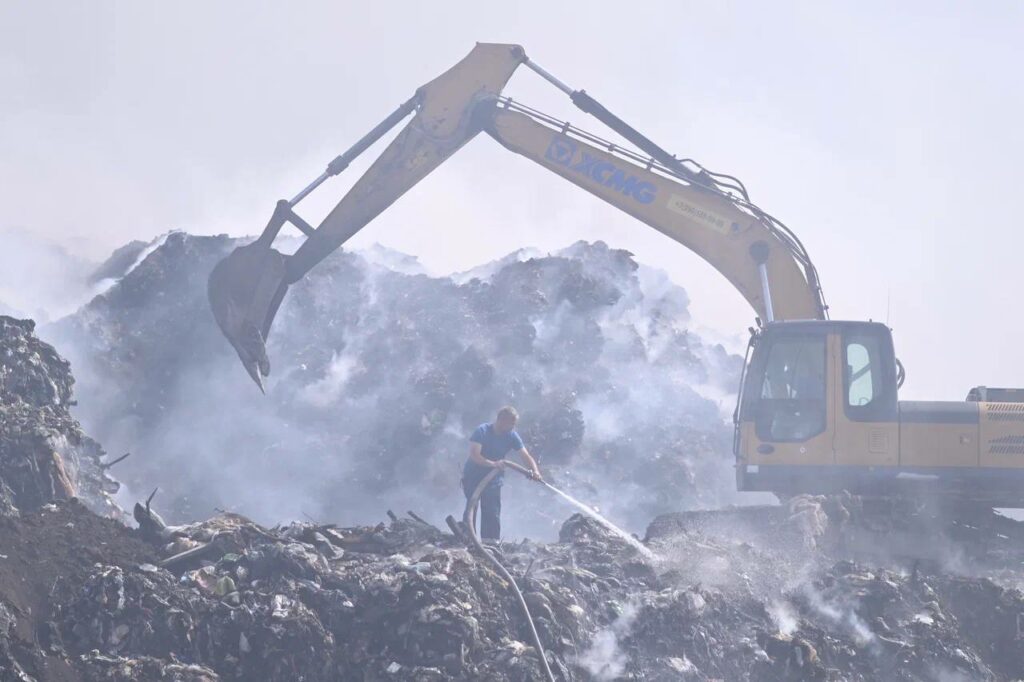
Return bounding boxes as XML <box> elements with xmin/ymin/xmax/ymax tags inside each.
<box><xmin>12</xmin><ymin>235</ymin><xmax>1021</xmax><ymax>680</ymax></box>
<box><xmin>645</xmin><ymin>495</ymin><xmax>1024</xmax><ymax>681</ymax></box>
<box><xmin>1</xmin><ymin>493</ymin><xmax>1023</xmax><ymax>681</ymax></box>
<box><xmin>47</xmin><ymin>234</ymin><xmax>742</xmax><ymax>535</ymax></box>
<box><xmin>0</xmin><ymin>316</ymin><xmax>120</xmax><ymax>518</ymax></box>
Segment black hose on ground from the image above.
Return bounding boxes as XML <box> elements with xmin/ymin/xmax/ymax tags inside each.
<box><xmin>449</xmin><ymin>464</ymin><xmax>557</xmax><ymax>682</ymax></box>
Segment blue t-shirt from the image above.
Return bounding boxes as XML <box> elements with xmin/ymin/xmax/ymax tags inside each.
<box><xmin>463</xmin><ymin>423</ymin><xmax>524</xmax><ymax>479</ymax></box>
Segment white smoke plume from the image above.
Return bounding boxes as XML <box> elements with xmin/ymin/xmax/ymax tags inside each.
<box><xmin>801</xmin><ymin>582</ymin><xmax>876</xmax><ymax>648</ymax></box>
<box><xmin>768</xmin><ymin>600</ymin><xmax>800</xmax><ymax>636</ymax></box>
<box><xmin>575</xmin><ymin>601</ymin><xmax>639</xmax><ymax>681</ymax></box>
<box><xmin>0</xmin><ymin>229</ymin><xmax>98</xmax><ymax>322</ymax></box>
<box><xmin>40</xmin><ymin>234</ymin><xmax>745</xmax><ymax>540</ymax></box>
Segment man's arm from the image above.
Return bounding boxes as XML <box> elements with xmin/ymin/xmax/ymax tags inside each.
<box><xmin>469</xmin><ymin>442</ymin><xmax>503</xmax><ymax>469</ymax></box>
<box><xmin>518</xmin><ymin>447</ymin><xmax>542</xmax><ymax>481</ymax></box>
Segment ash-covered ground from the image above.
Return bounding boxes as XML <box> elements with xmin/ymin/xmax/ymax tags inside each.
<box><xmin>45</xmin><ymin>233</ymin><xmax>744</xmax><ymax>538</ymax></box>
<box><xmin>1</xmin><ymin>237</ymin><xmax>1023</xmax><ymax>680</ymax></box>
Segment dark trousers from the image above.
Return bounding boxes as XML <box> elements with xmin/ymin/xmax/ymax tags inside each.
<box><xmin>462</xmin><ymin>471</ymin><xmax>502</xmax><ymax>541</ymax></box>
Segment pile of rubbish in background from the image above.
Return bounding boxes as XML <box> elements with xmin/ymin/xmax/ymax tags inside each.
<box><xmin>46</xmin><ymin>233</ymin><xmax>742</xmax><ymax>535</ymax></box>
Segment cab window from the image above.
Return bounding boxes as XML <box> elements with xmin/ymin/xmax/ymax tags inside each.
<box><xmin>750</xmin><ymin>335</ymin><xmax>827</xmax><ymax>442</ymax></box>
<box><xmin>842</xmin><ymin>329</ymin><xmax>897</xmax><ymax>421</ymax></box>
<box><xmin>846</xmin><ymin>341</ymin><xmax>874</xmax><ymax>407</ymax></box>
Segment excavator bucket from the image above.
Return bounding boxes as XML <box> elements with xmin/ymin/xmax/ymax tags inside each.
<box><xmin>207</xmin><ymin>240</ymin><xmax>290</xmax><ymax>392</ymax></box>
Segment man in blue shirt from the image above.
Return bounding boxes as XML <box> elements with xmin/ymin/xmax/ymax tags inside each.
<box><xmin>462</xmin><ymin>406</ymin><xmax>543</xmax><ymax>542</ymax></box>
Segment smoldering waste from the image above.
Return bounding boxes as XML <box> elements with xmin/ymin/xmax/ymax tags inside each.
<box><xmin>3</xmin><ymin>302</ymin><xmax>1024</xmax><ymax>680</ymax></box>
<box><xmin>2</xmin><ymin>492</ymin><xmax>1024</xmax><ymax>680</ymax></box>
<box><xmin>0</xmin><ymin>316</ymin><xmax>119</xmax><ymax>519</ymax></box>
<box><xmin>46</xmin><ymin>233</ymin><xmax>741</xmax><ymax>536</ymax></box>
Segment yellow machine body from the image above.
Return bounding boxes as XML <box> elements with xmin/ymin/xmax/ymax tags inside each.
<box><xmin>735</xmin><ymin>321</ymin><xmax>1024</xmax><ymax>504</ymax></box>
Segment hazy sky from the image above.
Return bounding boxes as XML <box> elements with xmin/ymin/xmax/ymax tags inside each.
<box><xmin>2</xmin><ymin>1</ymin><xmax>1022</xmax><ymax>400</ymax></box>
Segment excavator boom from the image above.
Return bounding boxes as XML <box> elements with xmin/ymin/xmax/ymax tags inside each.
<box><xmin>484</xmin><ymin>102</ymin><xmax>824</xmax><ymax>321</ymax></box>
<box><xmin>208</xmin><ymin>43</ymin><xmax>826</xmax><ymax>390</ymax></box>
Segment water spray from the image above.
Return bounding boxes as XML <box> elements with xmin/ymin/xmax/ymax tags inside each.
<box><xmin>446</xmin><ymin>460</ymin><xmax>658</xmax><ymax>681</ymax></box>
<box><xmin>502</xmin><ymin>461</ymin><xmax>658</xmax><ymax>561</ymax></box>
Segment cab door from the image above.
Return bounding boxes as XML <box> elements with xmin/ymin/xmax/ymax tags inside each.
<box><xmin>832</xmin><ymin>325</ymin><xmax>899</xmax><ymax>467</ymax></box>
<box><xmin>741</xmin><ymin>328</ymin><xmax>836</xmax><ymax>467</ymax></box>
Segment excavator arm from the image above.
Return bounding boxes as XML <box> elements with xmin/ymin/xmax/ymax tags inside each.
<box><xmin>208</xmin><ymin>43</ymin><xmax>827</xmax><ymax>390</ymax></box>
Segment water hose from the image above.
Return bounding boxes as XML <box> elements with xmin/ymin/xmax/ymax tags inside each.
<box><xmin>448</xmin><ymin>463</ymin><xmax>556</xmax><ymax>682</ymax></box>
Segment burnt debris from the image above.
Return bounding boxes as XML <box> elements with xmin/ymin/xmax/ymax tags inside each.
<box><xmin>47</xmin><ymin>234</ymin><xmax>741</xmax><ymax>534</ymax></box>
<box><xmin>0</xmin><ymin>238</ymin><xmax>1022</xmax><ymax>680</ymax></box>
<box><xmin>1</xmin><ymin>497</ymin><xmax>1024</xmax><ymax>680</ymax></box>
<box><xmin>0</xmin><ymin>316</ymin><xmax>120</xmax><ymax>518</ymax></box>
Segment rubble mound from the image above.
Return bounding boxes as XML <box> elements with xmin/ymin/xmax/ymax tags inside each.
<box><xmin>646</xmin><ymin>495</ymin><xmax>1024</xmax><ymax>680</ymax></box>
<box><xmin>0</xmin><ymin>316</ymin><xmax>119</xmax><ymax>518</ymax></box>
<box><xmin>1</xmin><ymin>498</ymin><xmax>1023</xmax><ymax>681</ymax></box>
<box><xmin>18</xmin><ymin>233</ymin><xmax>1023</xmax><ymax>680</ymax></box>
<box><xmin>47</xmin><ymin>234</ymin><xmax>742</xmax><ymax>534</ymax></box>
<box><xmin>0</xmin><ymin>312</ymin><xmax>1021</xmax><ymax>680</ymax></box>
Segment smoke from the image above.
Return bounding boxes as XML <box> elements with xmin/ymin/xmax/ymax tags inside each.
<box><xmin>927</xmin><ymin>666</ymin><xmax>977</xmax><ymax>682</ymax></box>
<box><xmin>0</xmin><ymin>229</ymin><xmax>98</xmax><ymax>322</ymax></box>
<box><xmin>575</xmin><ymin>601</ymin><xmax>639</xmax><ymax>681</ymax></box>
<box><xmin>298</xmin><ymin>351</ymin><xmax>359</xmax><ymax>408</ymax></box>
<box><xmin>90</xmin><ymin>231</ymin><xmax>173</xmax><ymax>296</ymax></box>
<box><xmin>768</xmin><ymin>600</ymin><xmax>800</xmax><ymax>636</ymax></box>
<box><xmin>41</xmin><ymin>234</ymin><xmax>745</xmax><ymax>539</ymax></box>
<box><xmin>450</xmin><ymin>247</ymin><xmax>544</xmax><ymax>285</ymax></box>
<box><xmin>800</xmin><ymin>582</ymin><xmax>876</xmax><ymax>648</ymax></box>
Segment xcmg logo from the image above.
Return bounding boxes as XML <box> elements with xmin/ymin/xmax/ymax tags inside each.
<box><xmin>545</xmin><ymin>137</ymin><xmax>657</xmax><ymax>205</ymax></box>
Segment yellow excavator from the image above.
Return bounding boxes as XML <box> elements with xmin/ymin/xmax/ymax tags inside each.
<box><xmin>208</xmin><ymin>43</ymin><xmax>1024</xmax><ymax>506</ymax></box>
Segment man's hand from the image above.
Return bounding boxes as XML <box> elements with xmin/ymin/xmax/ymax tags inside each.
<box><xmin>491</xmin><ymin>459</ymin><xmax>506</xmax><ymax>470</ymax></box>
<box><xmin>517</xmin><ymin>447</ymin><xmax>543</xmax><ymax>483</ymax></box>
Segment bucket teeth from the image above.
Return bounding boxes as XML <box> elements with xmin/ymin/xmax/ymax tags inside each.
<box><xmin>207</xmin><ymin>241</ymin><xmax>288</xmax><ymax>392</ymax></box>
<box><xmin>240</xmin><ymin>325</ymin><xmax>269</xmax><ymax>393</ymax></box>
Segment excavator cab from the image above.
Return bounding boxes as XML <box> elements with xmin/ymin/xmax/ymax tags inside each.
<box><xmin>735</xmin><ymin>321</ymin><xmax>900</xmax><ymax>495</ymax></box>
<box><xmin>736</xmin><ymin>321</ymin><xmax>1024</xmax><ymax>505</ymax></box>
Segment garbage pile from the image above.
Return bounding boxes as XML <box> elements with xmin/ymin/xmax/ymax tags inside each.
<box><xmin>0</xmin><ymin>333</ymin><xmax>1020</xmax><ymax>680</ymax></box>
<box><xmin>0</xmin><ymin>316</ymin><xmax>120</xmax><ymax>518</ymax></box>
<box><xmin>646</xmin><ymin>495</ymin><xmax>1024</xmax><ymax>681</ymax></box>
<box><xmin>1</xmin><ymin>493</ymin><xmax>1023</xmax><ymax>681</ymax></box>
<box><xmin>14</xmin><ymin>234</ymin><xmax>1022</xmax><ymax>680</ymax></box>
<box><xmin>46</xmin><ymin>233</ymin><xmax>742</xmax><ymax>535</ymax></box>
